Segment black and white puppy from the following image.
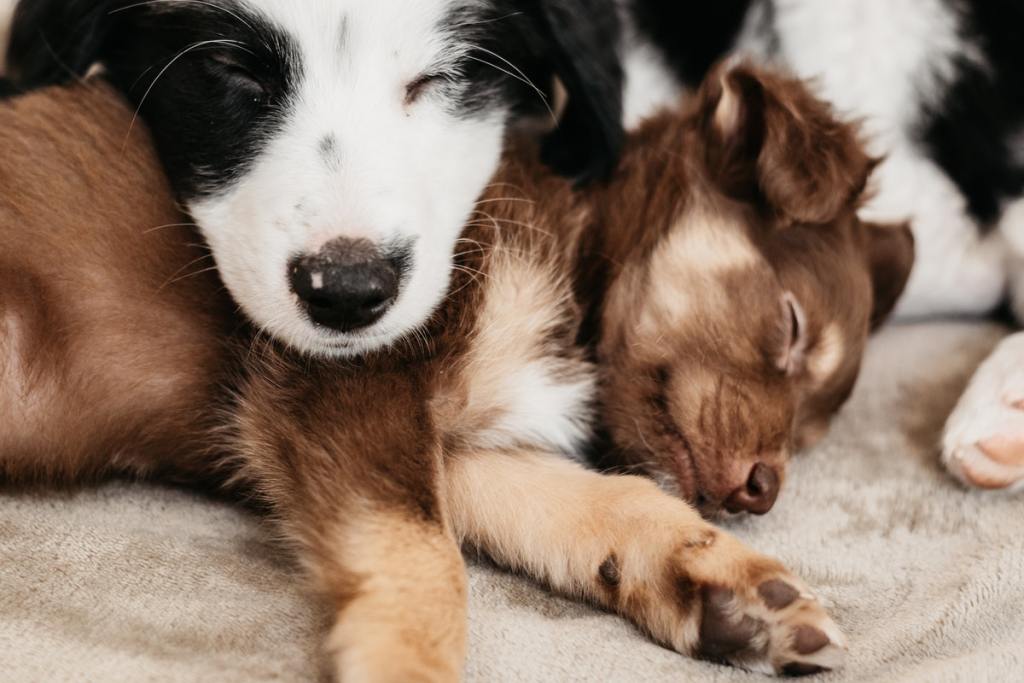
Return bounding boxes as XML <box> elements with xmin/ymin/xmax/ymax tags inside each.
<box><xmin>620</xmin><ymin>0</ymin><xmax>1024</xmax><ymax>491</ymax></box>
<box><xmin>4</xmin><ymin>0</ymin><xmax>623</xmax><ymax>356</ymax></box>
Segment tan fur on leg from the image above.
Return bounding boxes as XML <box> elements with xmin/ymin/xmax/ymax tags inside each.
<box><xmin>446</xmin><ymin>450</ymin><xmax>846</xmax><ymax>674</ymax></box>
<box><xmin>322</xmin><ymin>509</ymin><xmax>467</xmax><ymax>683</ymax></box>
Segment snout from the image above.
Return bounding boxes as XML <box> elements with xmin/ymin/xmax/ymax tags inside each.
<box><xmin>722</xmin><ymin>462</ymin><xmax>781</xmax><ymax>515</ymax></box>
<box><xmin>289</xmin><ymin>238</ymin><xmax>403</xmax><ymax>333</ymax></box>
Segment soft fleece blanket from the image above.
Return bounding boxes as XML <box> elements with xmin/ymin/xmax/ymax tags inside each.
<box><xmin>2</xmin><ymin>321</ymin><xmax>1022</xmax><ymax>682</ymax></box>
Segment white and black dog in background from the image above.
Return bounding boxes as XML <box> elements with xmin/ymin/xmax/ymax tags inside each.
<box><xmin>3</xmin><ymin>0</ymin><xmax>625</xmax><ymax>358</ymax></box>
<box><xmin>4</xmin><ymin>0</ymin><xmax>1023</xmax><ymax>490</ymax></box>
<box><xmin>608</xmin><ymin>0</ymin><xmax>1024</xmax><ymax>491</ymax></box>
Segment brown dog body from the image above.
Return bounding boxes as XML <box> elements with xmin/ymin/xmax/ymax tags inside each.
<box><xmin>0</xmin><ymin>64</ymin><xmax>913</xmax><ymax>678</ymax></box>
<box><xmin>0</xmin><ymin>84</ymin><xmax>233</xmax><ymax>485</ymax></box>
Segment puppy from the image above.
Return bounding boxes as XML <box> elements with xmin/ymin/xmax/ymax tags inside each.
<box><xmin>1</xmin><ymin>64</ymin><xmax>886</xmax><ymax>678</ymax></box>
<box><xmin>5</xmin><ymin>0</ymin><xmax>624</xmax><ymax>357</ymax></box>
<box><xmin>617</xmin><ymin>0</ymin><xmax>1024</xmax><ymax>492</ymax></box>
<box><xmin>585</xmin><ymin>66</ymin><xmax>914</xmax><ymax>515</ymax></box>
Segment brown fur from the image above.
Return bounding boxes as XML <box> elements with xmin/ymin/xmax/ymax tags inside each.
<box><xmin>0</xmin><ymin>84</ymin><xmax>234</xmax><ymax>487</ymax></box>
<box><xmin>580</xmin><ymin>63</ymin><xmax>914</xmax><ymax>514</ymax></box>
<box><xmin>0</xmin><ymin>62</ymin><xmax>912</xmax><ymax>678</ymax></box>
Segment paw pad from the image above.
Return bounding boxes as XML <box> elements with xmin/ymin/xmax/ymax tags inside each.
<box><xmin>699</xmin><ymin>587</ymin><xmax>765</xmax><ymax>658</ymax></box>
<box><xmin>758</xmin><ymin>579</ymin><xmax>800</xmax><ymax>610</ymax></box>
<box><xmin>978</xmin><ymin>436</ymin><xmax>1024</xmax><ymax>468</ymax></box>
<box><xmin>792</xmin><ymin>624</ymin><xmax>831</xmax><ymax>656</ymax></box>
<box><xmin>695</xmin><ymin>576</ymin><xmax>845</xmax><ymax>676</ymax></box>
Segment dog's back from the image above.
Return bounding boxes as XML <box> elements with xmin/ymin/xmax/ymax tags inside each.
<box><xmin>0</xmin><ymin>81</ymin><xmax>232</xmax><ymax>484</ymax></box>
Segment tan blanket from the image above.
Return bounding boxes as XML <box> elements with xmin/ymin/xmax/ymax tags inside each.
<box><xmin>3</xmin><ymin>322</ymin><xmax>1022</xmax><ymax>682</ymax></box>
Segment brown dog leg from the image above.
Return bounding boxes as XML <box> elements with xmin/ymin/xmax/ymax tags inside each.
<box><xmin>446</xmin><ymin>450</ymin><xmax>846</xmax><ymax>676</ymax></box>
<box><xmin>319</xmin><ymin>507</ymin><xmax>467</xmax><ymax>683</ymax></box>
<box><xmin>233</xmin><ymin>366</ymin><xmax>467</xmax><ymax>682</ymax></box>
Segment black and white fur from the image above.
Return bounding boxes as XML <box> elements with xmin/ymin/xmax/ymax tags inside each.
<box><xmin>619</xmin><ymin>0</ymin><xmax>1024</xmax><ymax>491</ymax></box>
<box><xmin>3</xmin><ymin>0</ymin><xmax>623</xmax><ymax>357</ymax></box>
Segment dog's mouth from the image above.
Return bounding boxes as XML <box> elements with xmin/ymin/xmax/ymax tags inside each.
<box><xmin>312</xmin><ymin>325</ymin><xmax>407</xmax><ymax>353</ymax></box>
<box><xmin>646</xmin><ymin>390</ymin><xmax>708</xmax><ymax>510</ymax></box>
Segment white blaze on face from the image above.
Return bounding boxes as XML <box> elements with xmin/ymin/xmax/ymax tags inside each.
<box><xmin>638</xmin><ymin>214</ymin><xmax>762</xmax><ymax>333</ymax></box>
<box><xmin>190</xmin><ymin>0</ymin><xmax>508</xmax><ymax>356</ymax></box>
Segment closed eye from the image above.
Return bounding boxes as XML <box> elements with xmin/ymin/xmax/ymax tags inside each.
<box><xmin>405</xmin><ymin>71</ymin><xmax>458</xmax><ymax>105</ymax></box>
<box><xmin>777</xmin><ymin>292</ymin><xmax>808</xmax><ymax>375</ymax></box>
<box><xmin>204</xmin><ymin>51</ymin><xmax>268</xmax><ymax>100</ymax></box>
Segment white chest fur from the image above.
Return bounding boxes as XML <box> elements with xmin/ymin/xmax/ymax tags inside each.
<box><xmin>437</xmin><ymin>244</ymin><xmax>595</xmax><ymax>456</ymax></box>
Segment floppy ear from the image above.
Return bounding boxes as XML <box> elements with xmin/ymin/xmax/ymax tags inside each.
<box><xmin>698</xmin><ymin>62</ymin><xmax>874</xmax><ymax>225</ymax></box>
<box><xmin>863</xmin><ymin>221</ymin><xmax>915</xmax><ymax>329</ymax></box>
<box><xmin>523</xmin><ymin>0</ymin><xmax>625</xmax><ymax>184</ymax></box>
<box><xmin>6</xmin><ymin>0</ymin><xmax>121</xmax><ymax>86</ymax></box>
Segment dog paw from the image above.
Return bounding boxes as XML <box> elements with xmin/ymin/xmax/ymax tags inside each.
<box><xmin>694</xmin><ymin>570</ymin><xmax>846</xmax><ymax>676</ymax></box>
<box><xmin>590</xmin><ymin>486</ymin><xmax>846</xmax><ymax>676</ymax></box>
<box><xmin>943</xmin><ymin>333</ymin><xmax>1024</xmax><ymax>491</ymax></box>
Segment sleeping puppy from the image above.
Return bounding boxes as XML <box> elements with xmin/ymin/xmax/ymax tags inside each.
<box><xmin>4</xmin><ymin>0</ymin><xmax>624</xmax><ymax>358</ymax></box>
<box><xmin>585</xmin><ymin>67</ymin><xmax>914</xmax><ymax>515</ymax></box>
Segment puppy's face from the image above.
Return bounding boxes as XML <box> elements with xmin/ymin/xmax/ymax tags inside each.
<box><xmin>180</xmin><ymin>1</ymin><xmax>507</xmax><ymax>356</ymax></box>
<box><xmin>8</xmin><ymin>0</ymin><xmax>623</xmax><ymax>356</ymax></box>
<box><xmin>598</xmin><ymin>65</ymin><xmax>915</xmax><ymax>516</ymax></box>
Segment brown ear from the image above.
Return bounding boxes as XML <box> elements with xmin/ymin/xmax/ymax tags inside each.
<box><xmin>698</xmin><ymin>62</ymin><xmax>875</xmax><ymax>225</ymax></box>
<box><xmin>864</xmin><ymin>221</ymin><xmax>915</xmax><ymax>329</ymax></box>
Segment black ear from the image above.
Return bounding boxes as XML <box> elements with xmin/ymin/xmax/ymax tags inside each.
<box><xmin>6</xmin><ymin>0</ymin><xmax>120</xmax><ymax>87</ymax></box>
<box><xmin>525</xmin><ymin>0</ymin><xmax>625</xmax><ymax>184</ymax></box>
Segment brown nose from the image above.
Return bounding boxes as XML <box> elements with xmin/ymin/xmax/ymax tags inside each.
<box><xmin>723</xmin><ymin>463</ymin><xmax>780</xmax><ymax>515</ymax></box>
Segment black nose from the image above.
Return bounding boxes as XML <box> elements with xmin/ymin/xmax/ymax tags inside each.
<box><xmin>289</xmin><ymin>239</ymin><xmax>400</xmax><ymax>333</ymax></box>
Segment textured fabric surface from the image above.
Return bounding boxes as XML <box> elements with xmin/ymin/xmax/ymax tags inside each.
<box><xmin>2</xmin><ymin>322</ymin><xmax>1021</xmax><ymax>682</ymax></box>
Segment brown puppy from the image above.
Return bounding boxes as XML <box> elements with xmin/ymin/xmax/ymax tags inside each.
<box><xmin>588</xmin><ymin>66</ymin><xmax>915</xmax><ymax>515</ymax></box>
<box><xmin>0</xmin><ymin>62</ymin><xmax>908</xmax><ymax>679</ymax></box>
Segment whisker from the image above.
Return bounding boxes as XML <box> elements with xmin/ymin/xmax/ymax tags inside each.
<box><xmin>452</xmin><ymin>264</ymin><xmax>488</xmax><ymax>280</ymax></box>
<box><xmin>464</xmin><ymin>47</ymin><xmax>556</xmax><ymax>122</ymax></box>
<box><xmin>111</xmin><ymin>0</ymin><xmax>258</xmax><ymax>34</ymax></box>
<box><xmin>469</xmin><ymin>216</ymin><xmax>552</xmax><ymax>238</ymax></box>
<box><xmin>474</xmin><ymin>196</ymin><xmax>535</xmax><ymax>206</ymax></box>
<box><xmin>633</xmin><ymin>418</ymin><xmax>658</xmax><ymax>458</ymax></box>
<box><xmin>36</xmin><ymin>35</ymin><xmax>89</xmax><ymax>86</ymax></box>
<box><xmin>158</xmin><ymin>252</ymin><xmax>215</xmax><ymax>291</ymax></box>
<box><xmin>142</xmin><ymin>221</ymin><xmax>200</xmax><ymax>234</ymax></box>
<box><xmin>451</xmin><ymin>248</ymin><xmax>487</xmax><ymax>259</ymax></box>
<box><xmin>161</xmin><ymin>264</ymin><xmax>222</xmax><ymax>288</ymax></box>
<box><xmin>447</xmin><ymin>11</ymin><xmax>523</xmax><ymax>31</ymax></box>
<box><xmin>469</xmin><ymin>209</ymin><xmax>553</xmax><ymax>238</ymax></box>
<box><xmin>123</xmin><ymin>39</ymin><xmax>250</xmax><ymax>150</ymax></box>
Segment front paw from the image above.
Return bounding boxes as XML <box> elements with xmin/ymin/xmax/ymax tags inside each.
<box><xmin>609</xmin><ymin>525</ymin><xmax>847</xmax><ymax>676</ymax></box>
<box><xmin>943</xmin><ymin>333</ymin><xmax>1024</xmax><ymax>491</ymax></box>
<box><xmin>694</xmin><ymin>570</ymin><xmax>846</xmax><ymax>675</ymax></box>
